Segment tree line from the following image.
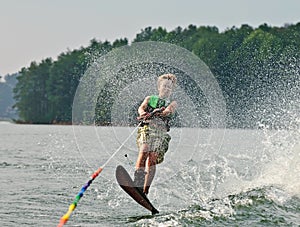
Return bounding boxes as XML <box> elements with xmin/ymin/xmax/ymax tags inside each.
<box><xmin>12</xmin><ymin>23</ymin><xmax>300</xmax><ymax>128</ymax></box>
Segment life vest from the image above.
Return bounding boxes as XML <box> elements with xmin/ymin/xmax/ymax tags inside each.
<box><xmin>145</xmin><ymin>95</ymin><xmax>171</xmax><ymax>131</ymax></box>
<box><xmin>147</xmin><ymin>95</ymin><xmax>170</xmax><ymax>112</ymax></box>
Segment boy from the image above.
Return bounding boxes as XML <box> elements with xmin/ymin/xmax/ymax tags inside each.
<box><xmin>134</xmin><ymin>73</ymin><xmax>177</xmax><ymax>195</ymax></box>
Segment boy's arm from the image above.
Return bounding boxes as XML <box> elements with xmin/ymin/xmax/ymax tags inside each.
<box><xmin>161</xmin><ymin>101</ymin><xmax>177</xmax><ymax>116</ymax></box>
<box><xmin>138</xmin><ymin>96</ymin><xmax>150</xmax><ymax>117</ymax></box>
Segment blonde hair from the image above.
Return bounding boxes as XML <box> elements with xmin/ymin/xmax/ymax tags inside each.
<box><xmin>157</xmin><ymin>73</ymin><xmax>177</xmax><ymax>89</ymax></box>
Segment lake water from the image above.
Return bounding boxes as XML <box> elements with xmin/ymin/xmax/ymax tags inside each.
<box><xmin>1</xmin><ymin>122</ymin><xmax>299</xmax><ymax>226</ymax></box>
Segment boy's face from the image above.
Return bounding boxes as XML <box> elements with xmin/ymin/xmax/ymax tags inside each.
<box><xmin>158</xmin><ymin>79</ymin><xmax>173</xmax><ymax>98</ymax></box>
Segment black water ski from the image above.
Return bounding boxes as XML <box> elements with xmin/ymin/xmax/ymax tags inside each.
<box><xmin>116</xmin><ymin>165</ymin><xmax>159</xmax><ymax>215</ymax></box>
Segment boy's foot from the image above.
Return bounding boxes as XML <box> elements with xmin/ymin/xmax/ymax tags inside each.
<box><xmin>133</xmin><ymin>169</ymin><xmax>146</xmax><ymax>192</ymax></box>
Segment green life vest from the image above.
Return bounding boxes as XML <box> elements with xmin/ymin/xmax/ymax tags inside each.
<box><xmin>146</xmin><ymin>95</ymin><xmax>171</xmax><ymax>131</ymax></box>
<box><xmin>147</xmin><ymin>95</ymin><xmax>169</xmax><ymax>111</ymax></box>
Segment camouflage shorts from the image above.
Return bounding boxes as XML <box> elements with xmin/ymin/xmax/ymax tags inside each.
<box><xmin>136</xmin><ymin>125</ymin><xmax>171</xmax><ymax>164</ymax></box>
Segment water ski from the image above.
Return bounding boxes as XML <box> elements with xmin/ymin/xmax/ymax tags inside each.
<box><xmin>115</xmin><ymin>165</ymin><xmax>159</xmax><ymax>215</ymax></box>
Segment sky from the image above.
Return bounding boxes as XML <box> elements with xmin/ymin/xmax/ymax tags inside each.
<box><xmin>0</xmin><ymin>0</ymin><xmax>299</xmax><ymax>79</ymax></box>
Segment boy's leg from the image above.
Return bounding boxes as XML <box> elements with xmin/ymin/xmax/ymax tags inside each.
<box><xmin>134</xmin><ymin>144</ymin><xmax>148</xmax><ymax>192</ymax></box>
<box><xmin>144</xmin><ymin>152</ymin><xmax>158</xmax><ymax>194</ymax></box>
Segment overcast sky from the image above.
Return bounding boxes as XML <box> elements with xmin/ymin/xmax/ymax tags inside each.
<box><xmin>0</xmin><ymin>0</ymin><xmax>299</xmax><ymax>78</ymax></box>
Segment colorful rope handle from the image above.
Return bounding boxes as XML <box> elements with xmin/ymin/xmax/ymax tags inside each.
<box><xmin>57</xmin><ymin>167</ymin><xmax>103</xmax><ymax>227</ymax></box>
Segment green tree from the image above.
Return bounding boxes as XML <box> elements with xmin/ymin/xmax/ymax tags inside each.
<box><xmin>47</xmin><ymin>49</ymin><xmax>88</xmax><ymax>123</ymax></box>
<box><xmin>13</xmin><ymin>59</ymin><xmax>52</xmax><ymax>123</ymax></box>
<box><xmin>220</xmin><ymin>28</ymin><xmax>284</xmax><ymax>127</ymax></box>
<box><xmin>134</xmin><ymin>27</ymin><xmax>154</xmax><ymax>42</ymax></box>
<box><xmin>112</xmin><ymin>38</ymin><xmax>128</xmax><ymax>48</ymax></box>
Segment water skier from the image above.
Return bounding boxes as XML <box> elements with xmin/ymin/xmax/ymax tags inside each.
<box><xmin>134</xmin><ymin>73</ymin><xmax>177</xmax><ymax>195</ymax></box>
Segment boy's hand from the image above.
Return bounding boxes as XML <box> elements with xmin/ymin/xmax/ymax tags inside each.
<box><xmin>154</xmin><ymin>107</ymin><xmax>165</xmax><ymax>115</ymax></box>
<box><xmin>144</xmin><ymin>112</ymin><xmax>152</xmax><ymax>120</ymax></box>
<box><xmin>137</xmin><ymin>107</ymin><xmax>165</xmax><ymax>120</ymax></box>
<box><xmin>150</xmin><ymin>107</ymin><xmax>165</xmax><ymax>117</ymax></box>
<box><xmin>137</xmin><ymin>112</ymin><xmax>150</xmax><ymax>120</ymax></box>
